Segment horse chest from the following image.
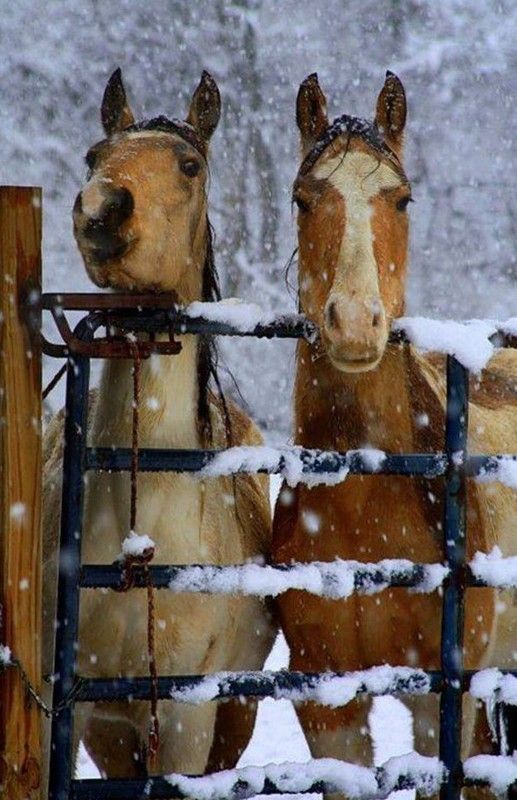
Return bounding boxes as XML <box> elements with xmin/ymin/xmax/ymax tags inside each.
<box><xmin>286</xmin><ymin>477</ymin><xmax>442</xmax><ymax>563</ymax></box>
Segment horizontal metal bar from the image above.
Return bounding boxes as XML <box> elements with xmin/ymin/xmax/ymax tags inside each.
<box><xmin>79</xmin><ymin>561</ymin><xmax>435</xmax><ymax>591</ymax></box>
<box><xmin>73</xmin><ymin>669</ymin><xmax>517</xmax><ymax>704</ymax></box>
<box><xmin>75</xmin><ymin>668</ymin><xmax>441</xmax><ymax>703</ymax></box>
<box><xmin>79</xmin><ymin>562</ymin><xmax>501</xmax><ymax>592</ymax></box>
<box><xmin>72</xmin><ymin>777</ymin><xmax>181</xmax><ymax>800</ymax></box>
<box><xmin>70</xmin><ymin>772</ymin><xmax>517</xmax><ymax>800</ymax></box>
<box><xmin>85</xmin><ymin>448</ymin><xmax>448</xmax><ymax>476</ymax></box>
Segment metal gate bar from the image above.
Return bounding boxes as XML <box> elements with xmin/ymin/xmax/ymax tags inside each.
<box><xmin>42</xmin><ymin>301</ymin><xmax>516</xmax><ymax>800</ymax></box>
<box><xmin>439</xmin><ymin>356</ymin><xmax>468</xmax><ymax>800</ymax></box>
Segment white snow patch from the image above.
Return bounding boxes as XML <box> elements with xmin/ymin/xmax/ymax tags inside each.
<box><xmin>170</xmin><ymin>665</ymin><xmax>430</xmax><ymax>708</ymax></box>
<box><xmin>312</xmin><ymin>666</ymin><xmax>430</xmax><ymax>709</ymax></box>
<box><xmin>499</xmin><ymin>317</ymin><xmax>517</xmax><ymax>336</ymax></box>
<box><xmin>166</xmin><ymin>753</ymin><xmax>445</xmax><ymax>800</ymax></box>
<box><xmin>470</xmin><ymin>547</ymin><xmax>517</xmax><ymax>588</ymax></box>
<box><xmin>377</xmin><ymin>752</ymin><xmax>445</xmax><ymax>797</ymax></box>
<box><xmin>200</xmin><ymin>446</ymin><xmax>389</xmax><ymax>488</ymax></box>
<box><xmin>464</xmin><ymin>754</ymin><xmax>517</xmax><ymax>796</ymax></box>
<box><xmin>470</xmin><ymin>668</ymin><xmax>517</xmax><ymax>706</ymax></box>
<box><xmin>166</xmin><ymin>559</ymin><xmax>447</xmax><ymax>599</ymax></box>
<box><xmin>476</xmin><ymin>457</ymin><xmax>517</xmax><ymax>489</ymax></box>
<box><xmin>185</xmin><ymin>299</ymin><xmax>303</xmax><ymax>333</ymax></box>
<box><xmin>9</xmin><ymin>501</ymin><xmax>27</xmax><ymax>521</ymax></box>
<box><xmin>120</xmin><ymin>531</ymin><xmax>155</xmax><ymax>558</ymax></box>
<box><xmin>394</xmin><ymin>317</ymin><xmax>496</xmax><ymax>373</ymax></box>
<box><xmin>0</xmin><ymin>644</ymin><xmax>12</xmax><ymax>666</ymax></box>
<box><xmin>356</xmin><ymin>448</ymin><xmax>386</xmax><ymax>472</ymax></box>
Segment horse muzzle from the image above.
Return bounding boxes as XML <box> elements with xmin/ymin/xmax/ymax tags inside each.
<box><xmin>322</xmin><ymin>294</ymin><xmax>389</xmax><ymax>373</ymax></box>
<box><xmin>73</xmin><ymin>185</ymin><xmax>135</xmax><ymax>265</ymax></box>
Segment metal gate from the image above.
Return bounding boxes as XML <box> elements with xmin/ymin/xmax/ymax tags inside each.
<box><xmin>41</xmin><ymin>293</ymin><xmax>517</xmax><ymax>800</ymax></box>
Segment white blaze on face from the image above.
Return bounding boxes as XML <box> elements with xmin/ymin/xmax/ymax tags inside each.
<box><xmin>314</xmin><ymin>151</ymin><xmax>401</xmax><ymax>306</ymax></box>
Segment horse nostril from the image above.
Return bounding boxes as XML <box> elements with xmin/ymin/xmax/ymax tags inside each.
<box><xmin>372</xmin><ymin>312</ymin><xmax>381</xmax><ymax>328</ymax></box>
<box><xmin>326</xmin><ymin>301</ymin><xmax>339</xmax><ymax>330</ymax></box>
<box><xmin>104</xmin><ymin>186</ymin><xmax>134</xmax><ymax>225</ymax></box>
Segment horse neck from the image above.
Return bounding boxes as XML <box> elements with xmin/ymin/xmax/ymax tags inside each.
<box><xmin>91</xmin><ymin>227</ymin><xmax>210</xmax><ymax>450</ymax></box>
<box><xmin>91</xmin><ymin>335</ymin><xmax>201</xmax><ymax>448</ymax></box>
<box><xmin>294</xmin><ymin>340</ymin><xmax>419</xmax><ymax>452</ymax></box>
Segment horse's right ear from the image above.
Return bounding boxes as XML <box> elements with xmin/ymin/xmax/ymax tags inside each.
<box><xmin>101</xmin><ymin>68</ymin><xmax>135</xmax><ymax>136</ymax></box>
<box><xmin>296</xmin><ymin>73</ymin><xmax>329</xmax><ymax>155</ymax></box>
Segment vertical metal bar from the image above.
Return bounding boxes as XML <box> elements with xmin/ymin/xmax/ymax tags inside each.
<box><xmin>439</xmin><ymin>355</ymin><xmax>469</xmax><ymax>800</ymax></box>
<box><xmin>48</xmin><ymin>352</ymin><xmax>90</xmax><ymax>800</ymax></box>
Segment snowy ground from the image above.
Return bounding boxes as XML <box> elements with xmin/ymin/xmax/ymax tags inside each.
<box><xmin>77</xmin><ymin>476</ymin><xmax>415</xmax><ymax>799</ymax></box>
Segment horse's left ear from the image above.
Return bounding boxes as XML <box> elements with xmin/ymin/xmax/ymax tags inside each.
<box><xmin>101</xmin><ymin>68</ymin><xmax>135</xmax><ymax>135</ymax></box>
<box><xmin>186</xmin><ymin>71</ymin><xmax>221</xmax><ymax>142</ymax></box>
<box><xmin>375</xmin><ymin>71</ymin><xmax>406</xmax><ymax>154</ymax></box>
<box><xmin>297</xmin><ymin>73</ymin><xmax>329</xmax><ymax>156</ymax></box>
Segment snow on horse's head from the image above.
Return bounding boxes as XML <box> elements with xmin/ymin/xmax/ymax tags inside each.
<box><xmin>293</xmin><ymin>71</ymin><xmax>410</xmax><ymax>373</ymax></box>
<box><xmin>73</xmin><ymin>68</ymin><xmax>220</xmax><ymax>302</ymax></box>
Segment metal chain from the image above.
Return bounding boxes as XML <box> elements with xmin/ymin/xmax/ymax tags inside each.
<box><xmin>0</xmin><ymin>657</ymin><xmax>84</xmax><ymax>718</ymax></box>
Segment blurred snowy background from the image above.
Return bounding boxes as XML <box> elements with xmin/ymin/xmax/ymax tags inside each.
<box><xmin>1</xmin><ymin>0</ymin><xmax>515</xmax><ymax>440</ymax></box>
<box><xmin>3</xmin><ymin>1</ymin><xmax>514</xmax><ymax>784</ymax></box>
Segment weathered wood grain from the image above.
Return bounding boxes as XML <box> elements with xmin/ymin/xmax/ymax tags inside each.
<box><xmin>0</xmin><ymin>186</ymin><xmax>42</xmax><ymax>799</ymax></box>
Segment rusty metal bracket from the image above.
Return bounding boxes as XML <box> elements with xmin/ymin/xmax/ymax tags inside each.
<box><xmin>39</xmin><ymin>293</ymin><xmax>183</xmax><ymax>359</ymax></box>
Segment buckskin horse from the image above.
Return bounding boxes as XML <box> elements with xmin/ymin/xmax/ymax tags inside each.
<box><xmin>43</xmin><ymin>69</ymin><xmax>274</xmax><ymax>783</ymax></box>
<box><xmin>272</xmin><ymin>72</ymin><xmax>517</xmax><ymax>775</ymax></box>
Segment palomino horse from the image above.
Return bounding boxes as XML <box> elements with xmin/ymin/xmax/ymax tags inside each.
<box><xmin>43</xmin><ymin>69</ymin><xmax>275</xmax><ymax>782</ymax></box>
<box><xmin>273</xmin><ymin>72</ymin><xmax>517</xmax><ymax>772</ymax></box>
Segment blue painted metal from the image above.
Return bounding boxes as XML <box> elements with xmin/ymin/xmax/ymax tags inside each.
<box><xmin>70</xmin><ymin>775</ymin><xmax>331</xmax><ymax>800</ymax></box>
<box><xmin>75</xmin><ymin>667</ymin><xmax>435</xmax><ymax>702</ymax></box>
<box><xmin>85</xmin><ymin>446</ymin><xmax>448</xmax><ymax>476</ymax></box>
<box><xmin>43</xmin><ymin>302</ymin><xmax>516</xmax><ymax>800</ymax></box>
<box><xmin>71</xmin><ymin>668</ymin><xmax>517</xmax><ymax>704</ymax></box>
<box><xmin>79</xmin><ymin>560</ymin><xmax>432</xmax><ymax>591</ymax></box>
<box><xmin>48</xmin><ymin>333</ymin><xmax>91</xmax><ymax>800</ymax></box>
<box><xmin>439</xmin><ymin>356</ymin><xmax>469</xmax><ymax>800</ymax></box>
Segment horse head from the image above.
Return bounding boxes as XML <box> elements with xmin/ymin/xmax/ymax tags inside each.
<box><xmin>73</xmin><ymin>68</ymin><xmax>221</xmax><ymax>300</ymax></box>
<box><xmin>293</xmin><ymin>72</ymin><xmax>411</xmax><ymax>372</ymax></box>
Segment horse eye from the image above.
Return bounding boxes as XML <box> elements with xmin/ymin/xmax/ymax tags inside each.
<box><xmin>180</xmin><ymin>159</ymin><xmax>201</xmax><ymax>177</ymax></box>
<box><xmin>396</xmin><ymin>195</ymin><xmax>413</xmax><ymax>212</ymax></box>
<box><xmin>294</xmin><ymin>194</ymin><xmax>311</xmax><ymax>213</ymax></box>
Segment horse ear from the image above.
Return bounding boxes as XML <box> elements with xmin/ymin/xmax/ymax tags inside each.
<box><xmin>296</xmin><ymin>73</ymin><xmax>329</xmax><ymax>155</ymax></box>
<box><xmin>186</xmin><ymin>71</ymin><xmax>221</xmax><ymax>143</ymax></box>
<box><xmin>375</xmin><ymin>71</ymin><xmax>406</xmax><ymax>154</ymax></box>
<box><xmin>101</xmin><ymin>68</ymin><xmax>135</xmax><ymax>136</ymax></box>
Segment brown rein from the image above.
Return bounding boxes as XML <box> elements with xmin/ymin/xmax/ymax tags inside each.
<box><xmin>115</xmin><ymin>341</ymin><xmax>160</xmax><ymax>768</ymax></box>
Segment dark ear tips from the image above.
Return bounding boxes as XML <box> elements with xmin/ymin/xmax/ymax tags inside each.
<box><xmin>101</xmin><ymin>67</ymin><xmax>135</xmax><ymax>135</ymax></box>
<box><xmin>186</xmin><ymin>71</ymin><xmax>221</xmax><ymax>142</ymax></box>
<box><xmin>375</xmin><ymin>70</ymin><xmax>407</xmax><ymax>148</ymax></box>
<box><xmin>296</xmin><ymin>73</ymin><xmax>329</xmax><ymax>153</ymax></box>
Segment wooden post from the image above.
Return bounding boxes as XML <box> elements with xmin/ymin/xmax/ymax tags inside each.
<box><xmin>0</xmin><ymin>187</ymin><xmax>42</xmax><ymax>799</ymax></box>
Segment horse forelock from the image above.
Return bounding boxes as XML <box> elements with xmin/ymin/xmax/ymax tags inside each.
<box><xmin>89</xmin><ymin>116</ymin><xmax>208</xmax><ymax>161</ymax></box>
<box><xmin>298</xmin><ymin>114</ymin><xmax>405</xmax><ymax>180</ymax></box>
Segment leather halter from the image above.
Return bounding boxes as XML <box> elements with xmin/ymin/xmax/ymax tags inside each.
<box><xmin>123</xmin><ymin>116</ymin><xmax>208</xmax><ymax>158</ymax></box>
<box><xmin>298</xmin><ymin>114</ymin><xmax>404</xmax><ymax>178</ymax></box>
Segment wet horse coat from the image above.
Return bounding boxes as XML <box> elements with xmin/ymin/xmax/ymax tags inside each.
<box><xmin>43</xmin><ymin>69</ymin><xmax>274</xmax><ymax>782</ymax></box>
<box><xmin>273</xmin><ymin>72</ymin><xmax>517</xmax><ymax>770</ymax></box>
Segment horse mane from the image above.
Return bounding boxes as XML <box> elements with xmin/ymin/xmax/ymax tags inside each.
<box><xmin>197</xmin><ymin>218</ymin><xmax>234</xmax><ymax>448</ymax></box>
